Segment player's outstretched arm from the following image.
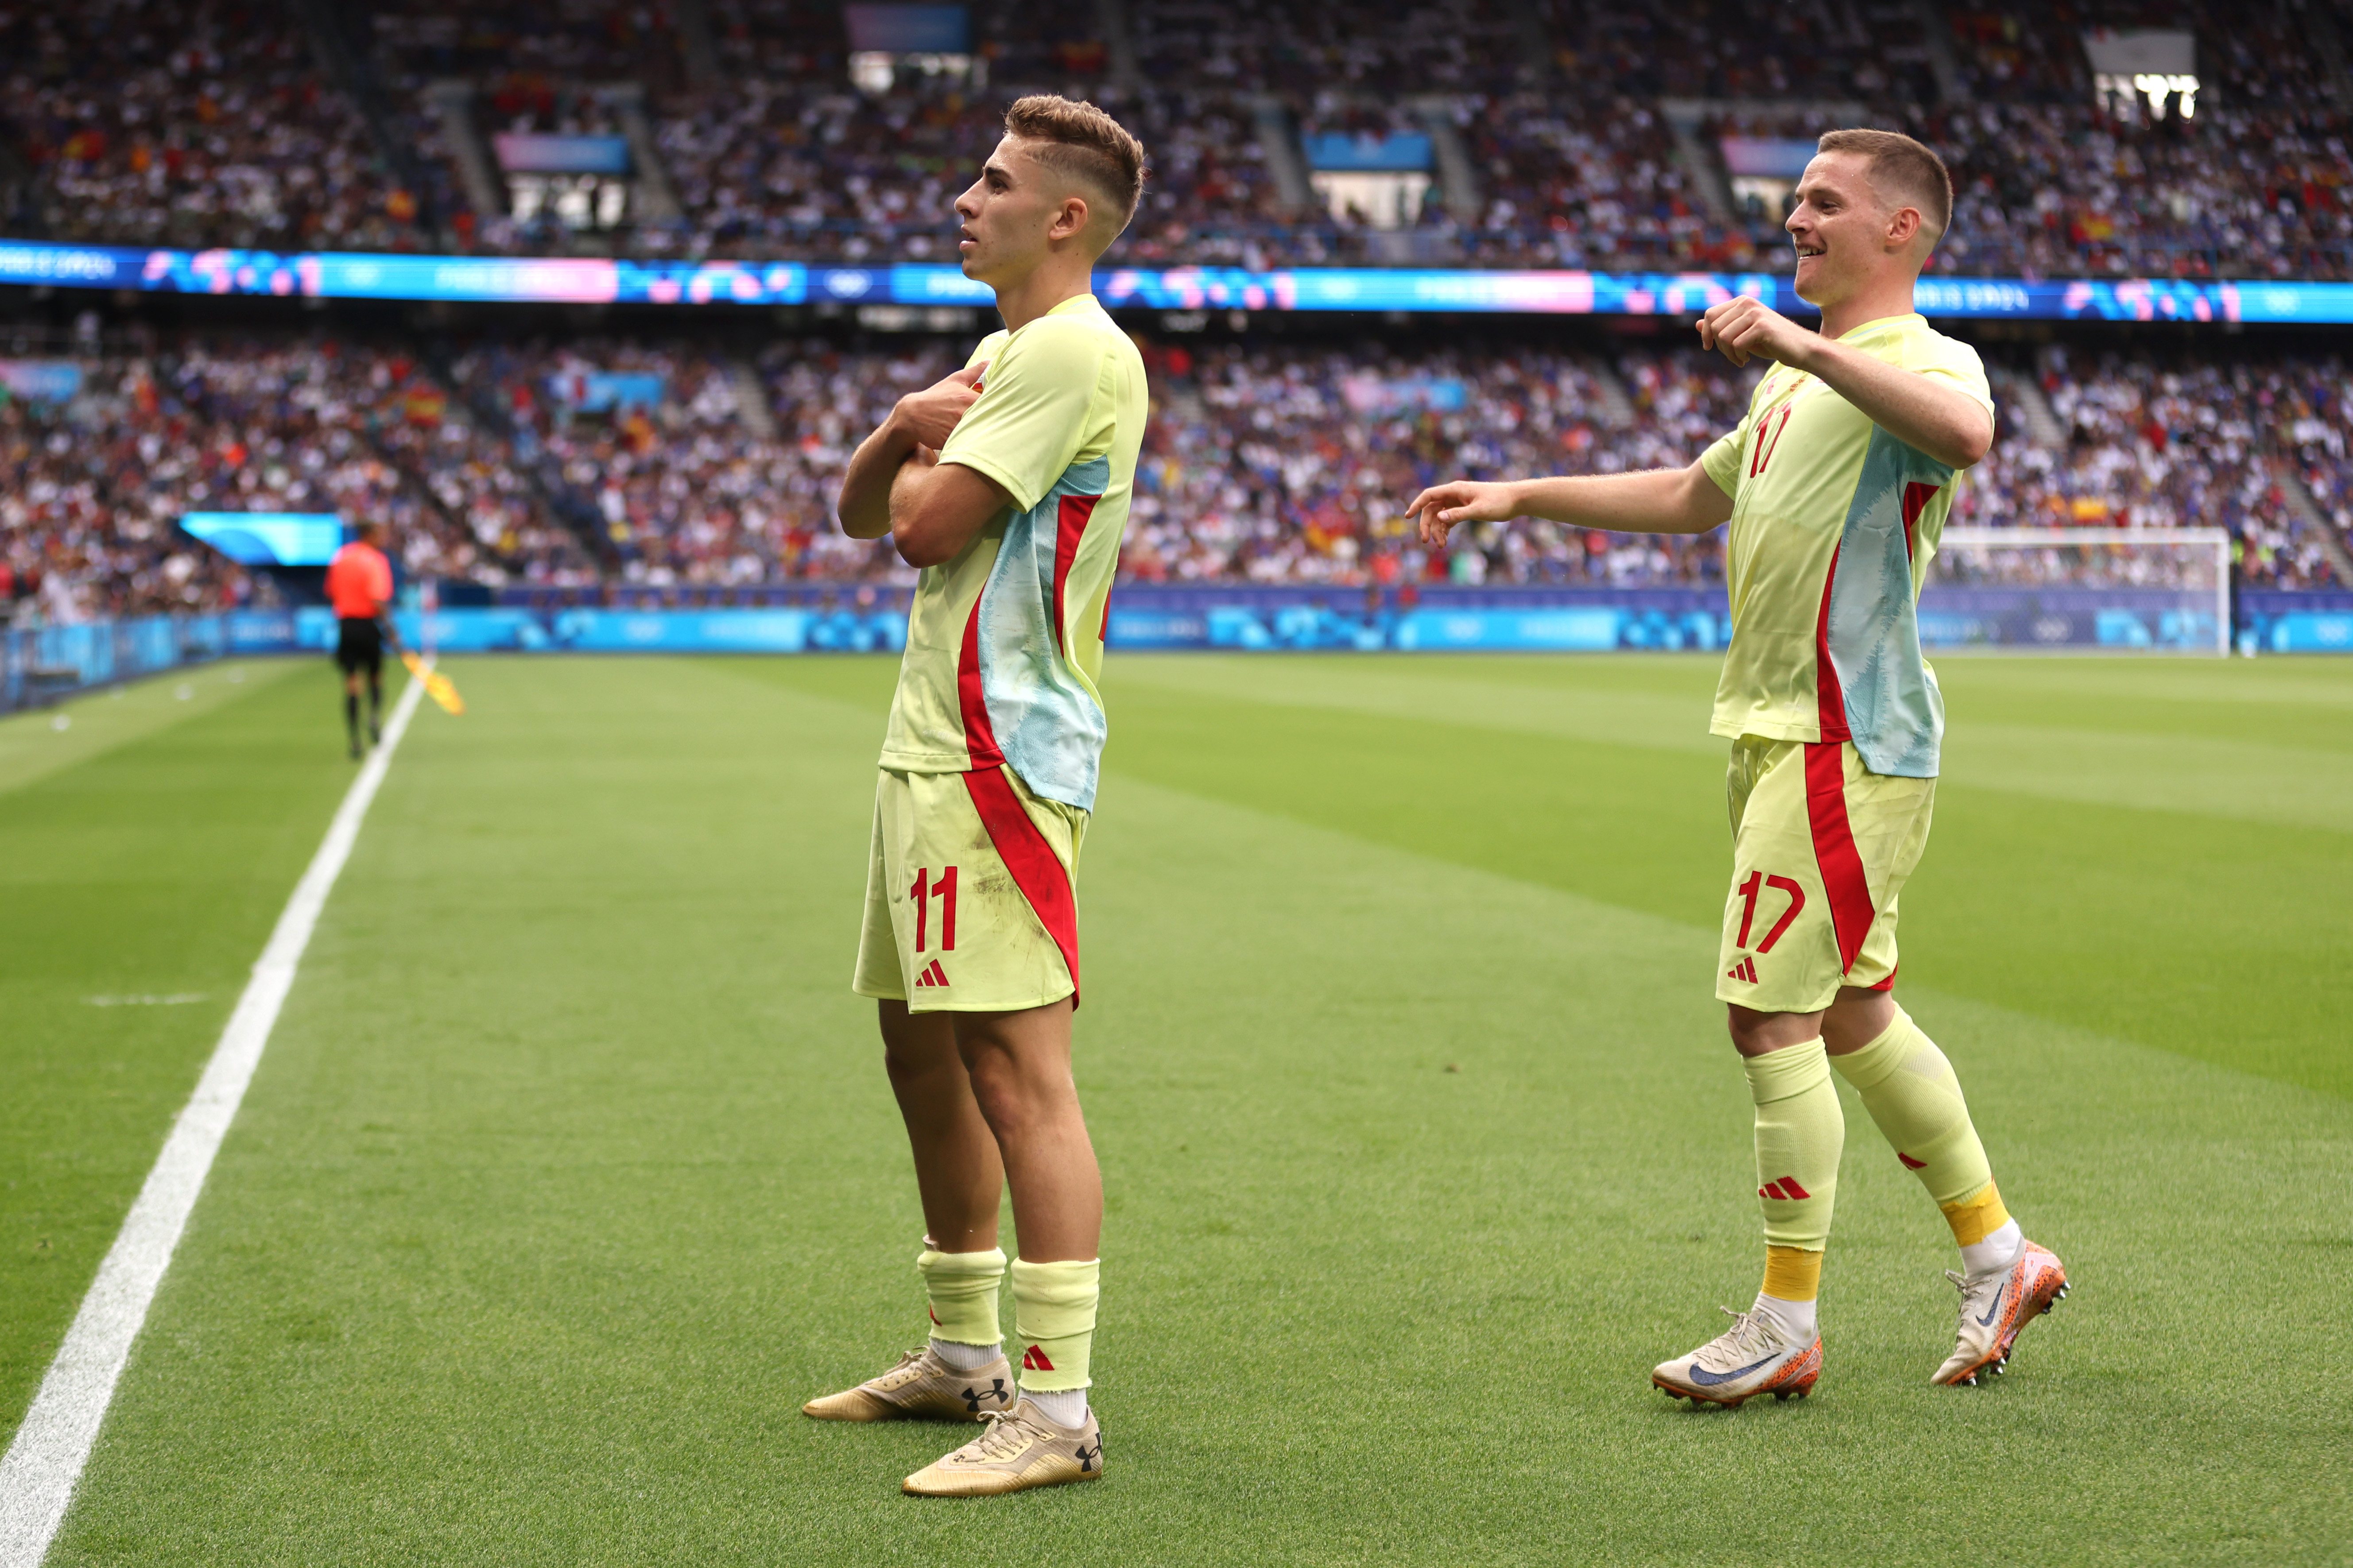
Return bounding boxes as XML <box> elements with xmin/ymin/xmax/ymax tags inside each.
<box><xmin>1405</xmin><ymin>460</ymin><xmax>1733</xmax><ymax>549</ymax></box>
<box><xmin>837</xmin><ymin>364</ymin><xmax>987</xmax><ymax>539</ymax></box>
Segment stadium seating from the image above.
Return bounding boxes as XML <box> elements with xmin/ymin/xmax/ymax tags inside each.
<box><xmin>9</xmin><ymin>0</ymin><xmax>2347</xmax><ymax>281</ymax></box>
<box><xmin>0</xmin><ymin>337</ymin><xmax>597</xmax><ymax>621</ymax></box>
<box><xmin>12</xmin><ymin>326</ymin><xmax>2337</xmax><ymax>614</ymax></box>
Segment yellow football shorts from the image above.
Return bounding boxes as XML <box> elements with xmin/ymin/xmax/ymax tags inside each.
<box><xmin>1716</xmin><ymin>736</ymin><xmax>1934</xmax><ymax>1014</ymax></box>
<box><xmin>853</xmin><ymin>764</ymin><xmax>1087</xmax><ymax>1014</ymax></box>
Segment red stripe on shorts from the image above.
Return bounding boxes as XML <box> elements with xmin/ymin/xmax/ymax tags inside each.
<box><xmin>1050</xmin><ymin>493</ymin><xmax>1099</xmax><ymax>656</ymax></box>
<box><xmin>1803</xmin><ymin>741</ymin><xmax>1875</xmax><ymax>976</ymax></box>
<box><xmin>957</xmin><ymin>594</ymin><xmax>1004</xmax><ymax>768</ymax></box>
<box><xmin>962</xmin><ymin>765</ymin><xmax>1080</xmax><ymax>1005</ymax></box>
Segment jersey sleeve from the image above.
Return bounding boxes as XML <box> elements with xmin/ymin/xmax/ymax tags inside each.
<box><xmin>937</xmin><ymin>321</ymin><xmax>1105</xmax><ymax>511</ymax></box>
<box><xmin>1910</xmin><ymin>334</ymin><xmax>1996</xmax><ymax>417</ymax></box>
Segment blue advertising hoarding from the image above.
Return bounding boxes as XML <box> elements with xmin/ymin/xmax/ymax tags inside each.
<box><xmin>6</xmin><ymin>238</ymin><xmax>2352</xmax><ymax>322</ymax></box>
<box><xmin>205</xmin><ymin>585</ymin><xmax>2326</xmax><ymax>658</ymax></box>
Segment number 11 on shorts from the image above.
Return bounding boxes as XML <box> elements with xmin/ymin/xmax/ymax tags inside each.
<box><xmin>910</xmin><ymin>866</ymin><xmax>958</xmax><ymax>952</ymax></box>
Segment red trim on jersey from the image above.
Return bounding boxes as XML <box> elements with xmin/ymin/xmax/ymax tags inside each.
<box><xmin>1900</xmin><ymin>482</ymin><xmax>1940</xmax><ymax>564</ymax></box>
<box><xmin>1812</xmin><ymin>550</ymin><xmax>1851</xmax><ymax>743</ymax></box>
<box><xmin>1050</xmin><ymin>493</ymin><xmax>1099</xmax><ymax>655</ymax></box>
<box><xmin>962</xmin><ymin>766</ymin><xmax>1080</xmax><ymax>1004</ymax></box>
<box><xmin>1803</xmin><ymin>741</ymin><xmax>1875</xmax><ymax>974</ymax></box>
<box><xmin>957</xmin><ymin>595</ymin><xmax>1004</xmax><ymax>769</ymax></box>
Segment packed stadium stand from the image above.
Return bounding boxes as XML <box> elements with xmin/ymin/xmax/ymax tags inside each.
<box><xmin>2</xmin><ymin>0</ymin><xmax>2351</xmax><ymax>617</ymax></box>
<box><xmin>6</xmin><ymin>322</ymin><xmax>2345</xmax><ymax>614</ymax></box>
<box><xmin>10</xmin><ymin>0</ymin><xmax>2347</xmax><ymax>279</ymax></box>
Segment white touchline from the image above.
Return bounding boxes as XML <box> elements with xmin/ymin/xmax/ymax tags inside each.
<box><xmin>0</xmin><ymin>666</ymin><xmax>433</xmax><ymax>1567</ymax></box>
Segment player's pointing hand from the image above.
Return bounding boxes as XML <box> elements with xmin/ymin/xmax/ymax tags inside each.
<box><xmin>1404</xmin><ymin>480</ymin><xmax>1519</xmax><ymax>546</ymax></box>
<box><xmin>893</xmin><ymin>362</ymin><xmax>988</xmax><ymax>450</ymax></box>
<box><xmin>1698</xmin><ymin>297</ymin><xmax>1812</xmax><ymax>371</ymax></box>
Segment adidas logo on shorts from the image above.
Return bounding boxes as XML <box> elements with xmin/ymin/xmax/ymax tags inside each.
<box><xmin>915</xmin><ymin>960</ymin><xmax>950</xmax><ymax>988</ymax></box>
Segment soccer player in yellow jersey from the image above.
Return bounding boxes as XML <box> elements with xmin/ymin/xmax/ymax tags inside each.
<box><xmin>801</xmin><ymin>96</ymin><xmax>1147</xmax><ymax>1496</ymax></box>
<box><xmin>1407</xmin><ymin>130</ymin><xmax>2068</xmax><ymax>1406</ymax></box>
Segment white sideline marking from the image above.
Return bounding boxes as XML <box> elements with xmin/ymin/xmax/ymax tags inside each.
<box><xmin>0</xmin><ymin>670</ymin><xmax>430</xmax><ymax>1566</ymax></box>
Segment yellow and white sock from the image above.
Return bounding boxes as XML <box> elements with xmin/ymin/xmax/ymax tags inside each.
<box><xmin>917</xmin><ymin>1243</ymin><xmax>1006</xmax><ymax>1369</ymax></box>
<box><xmin>1010</xmin><ymin>1257</ymin><xmax>1098</xmax><ymax>1423</ymax></box>
<box><xmin>1752</xmin><ymin>1246</ymin><xmax>1821</xmax><ymax>1342</ymax></box>
<box><xmin>1830</xmin><ymin>1009</ymin><xmax>2019</xmax><ymax>1268</ymax></box>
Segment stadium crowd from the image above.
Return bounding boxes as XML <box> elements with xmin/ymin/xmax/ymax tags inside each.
<box><xmin>7</xmin><ymin>0</ymin><xmax>2351</xmax><ymax>281</ymax></box>
<box><xmin>8</xmin><ymin>328</ymin><xmax>2342</xmax><ymax>616</ymax></box>
<box><xmin>0</xmin><ymin>337</ymin><xmax>593</xmax><ymax>621</ymax></box>
<box><xmin>2</xmin><ymin>0</ymin><xmax>430</xmax><ymax>253</ymax></box>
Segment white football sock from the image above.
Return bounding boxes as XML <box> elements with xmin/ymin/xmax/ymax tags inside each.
<box><xmin>1750</xmin><ymin>1291</ymin><xmax>1818</xmax><ymax>1344</ymax></box>
<box><xmin>1960</xmin><ymin>1219</ymin><xmax>2024</xmax><ymax>1278</ymax></box>
<box><xmin>929</xmin><ymin>1336</ymin><xmax>1001</xmax><ymax>1372</ymax></box>
<box><xmin>1022</xmin><ymin>1386</ymin><xmax>1089</xmax><ymax>1428</ymax></box>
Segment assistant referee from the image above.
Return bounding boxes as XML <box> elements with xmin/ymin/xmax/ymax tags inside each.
<box><xmin>323</xmin><ymin>520</ymin><xmax>394</xmax><ymax>759</ymax></box>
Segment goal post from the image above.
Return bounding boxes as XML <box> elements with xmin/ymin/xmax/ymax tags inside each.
<box><xmin>1923</xmin><ymin>527</ymin><xmax>2232</xmax><ymax>655</ymax></box>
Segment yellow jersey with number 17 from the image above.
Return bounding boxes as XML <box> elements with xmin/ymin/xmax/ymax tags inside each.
<box><xmin>876</xmin><ymin>292</ymin><xmax>1147</xmax><ymax>811</ymax></box>
<box><xmin>1698</xmin><ymin>313</ymin><xmax>1993</xmax><ymax>779</ymax></box>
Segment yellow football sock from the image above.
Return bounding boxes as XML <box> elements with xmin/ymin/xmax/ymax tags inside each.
<box><xmin>1009</xmin><ymin>1257</ymin><xmax>1098</xmax><ymax>1393</ymax></box>
<box><xmin>1830</xmin><ymin>1009</ymin><xmax>2008</xmax><ymax>1245</ymax></box>
<box><xmin>1761</xmin><ymin>1244</ymin><xmax>1823</xmax><ymax>1303</ymax></box>
<box><xmin>916</xmin><ymin>1245</ymin><xmax>1007</xmax><ymax>1346</ymax></box>
<box><xmin>1744</xmin><ymin>1038</ymin><xmax>1842</xmax><ymax>1253</ymax></box>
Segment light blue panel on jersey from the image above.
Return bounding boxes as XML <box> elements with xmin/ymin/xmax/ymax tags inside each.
<box><xmin>975</xmin><ymin>455</ymin><xmax>1112</xmax><ymax>812</ymax></box>
<box><xmin>1824</xmin><ymin>429</ymin><xmax>1953</xmax><ymax>778</ymax></box>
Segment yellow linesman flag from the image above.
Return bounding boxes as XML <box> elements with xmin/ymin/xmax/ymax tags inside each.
<box><xmin>401</xmin><ymin>651</ymin><xmax>465</xmax><ymax>715</ymax></box>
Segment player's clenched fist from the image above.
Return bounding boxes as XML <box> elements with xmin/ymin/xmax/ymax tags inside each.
<box><xmin>1403</xmin><ymin>479</ymin><xmax>1520</xmax><ymax>546</ymax></box>
<box><xmin>893</xmin><ymin>362</ymin><xmax>988</xmax><ymax>450</ymax></box>
<box><xmin>1698</xmin><ymin>296</ymin><xmax>1813</xmax><ymax>371</ymax></box>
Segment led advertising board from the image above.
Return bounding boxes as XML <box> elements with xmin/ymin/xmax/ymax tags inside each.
<box><xmin>7</xmin><ymin>241</ymin><xmax>2352</xmax><ymax>321</ymax></box>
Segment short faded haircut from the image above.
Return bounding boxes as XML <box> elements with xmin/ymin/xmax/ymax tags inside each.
<box><xmin>1004</xmin><ymin>93</ymin><xmax>1147</xmax><ymax>234</ymax></box>
<box><xmin>1816</xmin><ymin>128</ymin><xmax>1954</xmax><ymax>246</ymax></box>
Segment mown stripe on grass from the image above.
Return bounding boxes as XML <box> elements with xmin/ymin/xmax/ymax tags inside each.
<box><xmin>0</xmin><ymin>664</ymin><xmax>372</xmax><ymax>1447</ymax></box>
<box><xmin>0</xmin><ymin>674</ymin><xmax>426</xmax><ymax>1568</ymax></box>
<box><xmin>0</xmin><ymin>662</ymin><xmax>302</xmax><ymax>801</ymax></box>
<box><xmin>1109</xmin><ymin>655</ymin><xmax>2353</xmax><ymax>831</ymax></box>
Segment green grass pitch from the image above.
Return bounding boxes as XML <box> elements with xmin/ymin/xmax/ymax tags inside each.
<box><xmin>3</xmin><ymin>651</ymin><xmax>2348</xmax><ymax>1565</ymax></box>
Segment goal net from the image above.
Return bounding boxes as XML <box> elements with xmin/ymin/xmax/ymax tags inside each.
<box><xmin>1922</xmin><ymin>528</ymin><xmax>2231</xmax><ymax>654</ymax></box>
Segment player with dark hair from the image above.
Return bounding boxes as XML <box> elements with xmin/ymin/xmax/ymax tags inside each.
<box><xmin>1407</xmin><ymin>129</ymin><xmax>2068</xmax><ymax>1406</ymax></box>
<box><xmin>806</xmin><ymin>94</ymin><xmax>1147</xmax><ymax>1497</ymax></box>
<box><xmin>323</xmin><ymin>519</ymin><xmax>394</xmax><ymax>759</ymax></box>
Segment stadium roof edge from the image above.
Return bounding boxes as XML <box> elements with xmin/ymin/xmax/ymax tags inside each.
<box><xmin>2</xmin><ymin>242</ymin><xmax>2349</xmax><ymax>323</ymax></box>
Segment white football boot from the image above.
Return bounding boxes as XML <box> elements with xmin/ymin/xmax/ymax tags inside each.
<box><xmin>1933</xmin><ymin>1238</ymin><xmax>2070</xmax><ymax>1386</ymax></box>
<box><xmin>1652</xmin><ymin>1306</ymin><xmax>1823</xmax><ymax>1408</ymax></box>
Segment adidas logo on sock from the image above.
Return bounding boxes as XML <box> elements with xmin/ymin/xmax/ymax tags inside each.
<box><xmin>915</xmin><ymin>960</ymin><xmax>950</xmax><ymax>988</ymax></box>
<box><xmin>1898</xmin><ymin>1152</ymin><xmax>1927</xmax><ymax>1169</ymax></box>
<box><xmin>1725</xmin><ymin>956</ymin><xmax>1759</xmax><ymax>983</ymax></box>
<box><xmin>1758</xmin><ymin>1176</ymin><xmax>1812</xmax><ymax>1200</ymax></box>
<box><xmin>1021</xmin><ymin>1345</ymin><xmax>1055</xmax><ymax>1372</ymax></box>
